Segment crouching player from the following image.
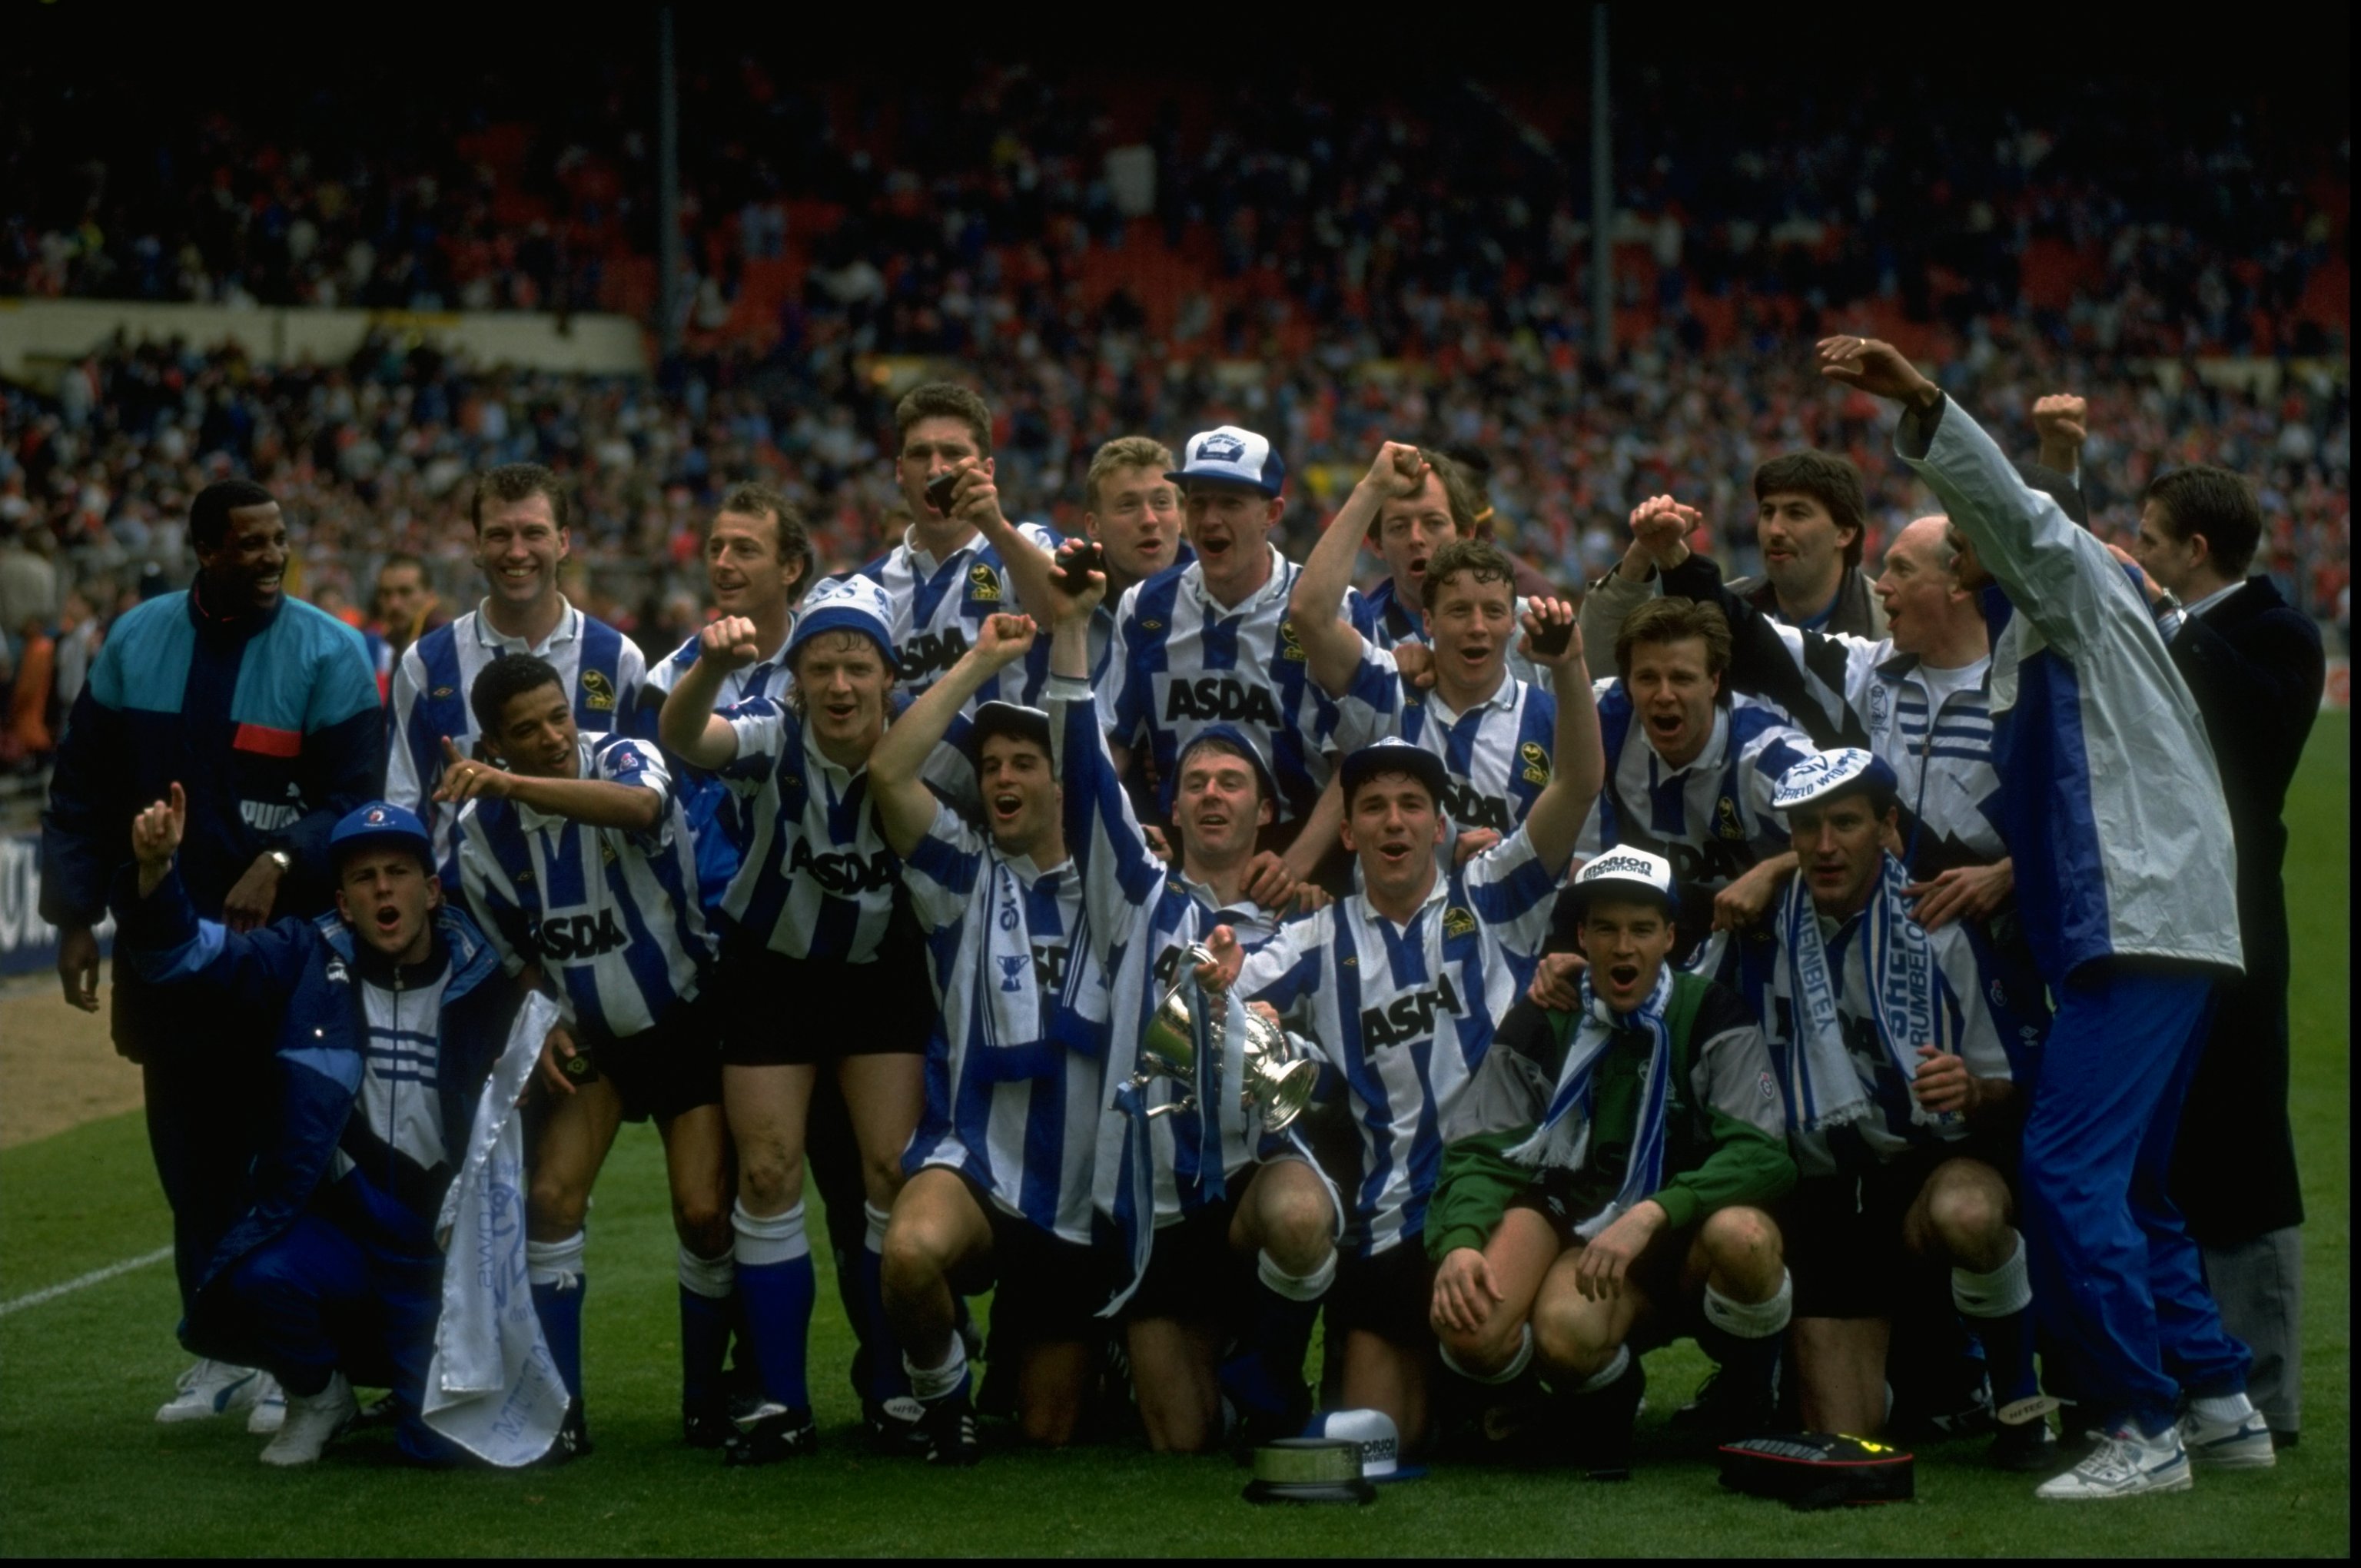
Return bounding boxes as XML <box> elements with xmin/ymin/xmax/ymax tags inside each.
<box><xmin>1039</xmin><ymin>552</ymin><xmax>1332</xmax><ymax>1453</ymax></box>
<box><xmin>1425</xmin><ymin>849</ymin><xmax>1795</xmax><ymax>1479</ymax></box>
<box><xmin>1198</xmin><ymin>597</ymin><xmax>1602</xmax><ymax>1453</ymax></box>
<box><xmin>111</xmin><ymin>793</ymin><xmax>533</xmax><ymax>1464</ymax></box>
<box><xmin>868</xmin><ymin>616</ymin><xmax>1118</xmax><ymax>1466</ymax></box>
<box><xmin>1764</xmin><ymin>749</ymin><xmax>2054</xmax><ymax>1469</ymax></box>
<box><xmin>442</xmin><ymin>654</ymin><xmax>729</xmax><ymax>1457</ymax></box>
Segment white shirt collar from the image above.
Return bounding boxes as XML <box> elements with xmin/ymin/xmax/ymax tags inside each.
<box><xmin>516</xmin><ymin>736</ymin><xmax>598</xmax><ymax>834</ymax></box>
<box><xmin>472</xmin><ymin>595</ymin><xmax>581</xmax><ymax>657</ymax></box>
<box><xmin>2183</xmin><ymin>579</ymin><xmax>2245</xmax><ymax>620</ymax></box>
<box><xmin>1424</xmin><ymin>666</ymin><xmax>1519</xmax><ymax>723</ymax></box>
<box><xmin>1186</xmin><ymin>543</ymin><xmax>1288</xmax><ymax>617</ymax></box>
<box><xmin>902</xmin><ymin>525</ymin><xmax>982</xmax><ymax>580</ymax></box>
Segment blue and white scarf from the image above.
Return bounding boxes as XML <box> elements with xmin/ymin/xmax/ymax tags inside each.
<box><xmin>1777</xmin><ymin>852</ymin><xmax>1954</xmax><ymax>1136</ymax></box>
<box><xmin>1506</xmin><ymin>965</ymin><xmax>1675</xmax><ymax>1241</ymax></box>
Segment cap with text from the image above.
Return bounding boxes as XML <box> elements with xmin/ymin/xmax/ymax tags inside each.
<box><xmin>1566</xmin><ymin>845</ymin><xmax>1679</xmax><ymax>915</ymax></box>
<box><xmin>1772</xmin><ymin>747</ymin><xmax>1899</xmax><ymax>812</ymax></box>
<box><xmin>1167</xmin><ymin>424</ymin><xmax>1286</xmax><ymax>497</ymax></box>
<box><xmin>786</xmin><ymin>574</ymin><xmax>898</xmax><ymax>664</ymax></box>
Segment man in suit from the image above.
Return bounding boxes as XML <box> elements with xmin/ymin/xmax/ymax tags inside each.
<box><xmin>2128</xmin><ymin>465</ymin><xmax>2325</xmax><ymax>1452</ymax></box>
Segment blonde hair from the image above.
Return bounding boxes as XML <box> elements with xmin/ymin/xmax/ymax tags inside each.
<box><xmin>1084</xmin><ymin>436</ymin><xmax>1177</xmax><ymax>512</ymax></box>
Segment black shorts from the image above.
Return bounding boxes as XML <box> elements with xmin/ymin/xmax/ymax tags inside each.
<box><xmin>1782</xmin><ymin>1142</ymin><xmax>2004</xmax><ymax>1320</ymax></box>
<box><xmin>1327</xmin><ymin>1241</ymin><xmax>1437</xmax><ymax>1350</ymax></box>
<box><xmin>590</xmin><ymin>995</ymin><xmax>722</xmax><ymax>1124</ymax></box>
<box><xmin>983</xmin><ymin>1191</ymin><xmax>1119</xmax><ymax>1347</ymax></box>
<box><xmin>1124</xmin><ymin>1194</ymin><xmax>1250</xmax><ymax>1327</ymax></box>
<box><xmin>1499</xmin><ymin>1187</ymin><xmax>1706</xmax><ymax>1321</ymax></box>
<box><xmin>715</xmin><ymin>932</ymin><xmax>935</xmax><ymax>1067</ymax></box>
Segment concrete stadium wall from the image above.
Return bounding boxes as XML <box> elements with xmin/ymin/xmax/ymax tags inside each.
<box><xmin>0</xmin><ymin>298</ymin><xmax>652</xmax><ymax>387</ymax></box>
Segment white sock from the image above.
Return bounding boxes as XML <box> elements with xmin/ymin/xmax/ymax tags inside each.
<box><xmin>904</xmin><ymin>1338</ymin><xmax>968</xmax><ymax>1403</ymax></box>
<box><xmin>1951</xmin><ymin>1235</ymin><xmax>2032</xmax><ymax>1318</ymax></box>
<box><xmin>1703</xmin><ymin>1270</ymin><xmax>1792</xmax><ymax>1338</ymax></box>
<box><xmin>863</xmin><ymin>1201</ymin><xmax>892</xmax><ymax>1255</ymax></box>
<box><xmin>2190</xmin><ymin>1391</ymin><xmax>2256</xmax><ymax>1426</ymax></box>
<box><xmin>1575</xmin><ymin>1344</ymin><xmax>1632</xmax><ymax>1395</ymax></box>
<box><xmin>527</xmin><ymin>1231</ymin><xmax>586</xmax><ymax>1291</ymax></box>
<box><xmin>1257</xmin><ymin>1247</ymin><xmax>1336</xmax><ymax>1301</ymax></box>
<box><xmin>732</xmin><ymin>1201</ymin><xmax>809</xmax><ymax>1267</ymax></box>
<box><xmin>677</xmin><ymin>1244</ymin><xmax>734</xmax><ymax>1299</ymax></box>
<box><xmin>1440</xmin><ymin>1324</ymin><xmax>1535</xmax><ymax>1387</ymax></box>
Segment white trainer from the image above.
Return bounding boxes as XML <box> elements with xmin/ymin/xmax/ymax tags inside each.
<box><xmin>2177</xmin><ymin>1406</ymin><xmax>2276</xmax><ymax>1470</ymax></box>
<box><xmin>247</xmin><ymin>1373</ymin><xmax>288</xmax><ymax>1435</ymax></box>
<box><xmin>2035</xmin><ymin>1423</ymin><xmax>2193</xmax><ymax>1500</ymax></box>
<box><xmin>155</xmin><ymin>1360</ymin><xmax>263</xmax><ymax>1423</ymax></box>
<box><xmin>259</xmin><ymin>1373</ymin><xmax>357</xmax><ymax>1467</ymax></box>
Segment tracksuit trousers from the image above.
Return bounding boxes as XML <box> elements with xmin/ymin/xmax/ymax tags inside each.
<box><xmin>2019</xmin><ymin>962</ymin><xmax>2251</xmax><ymax>1435</ymax></box>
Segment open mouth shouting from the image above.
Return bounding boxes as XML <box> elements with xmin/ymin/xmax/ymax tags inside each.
<box><xmin>991</xmin><ymin>789</ymin><xmax>1025</xmax><ymax>827</ymax></box>
<box><xmin>1605</xmin><ymin>961</ymin><xmax>1642</xmax><ymax>995</ymax></box>
<box><xmin>1647</xmin><ymin>708</ymin><xmax>1689</xmax><ymax>746</ymax></box>
<box><xmin>1194</xmin><ymin>527</ymin><xmax>1234</xmax><ymax>564</ymax></box>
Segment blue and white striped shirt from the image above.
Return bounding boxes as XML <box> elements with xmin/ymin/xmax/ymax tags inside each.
<box><xmin>1102</xmin><ymin>546</ymin><xmax>1363</xmax><ymax>824</ymax></box>
<box><xmin>852</xmin><ymin>522</ymin><xmax>1061</xmax><ymax>706</ymax></box>
<box><xmin>1336</xmin><ymin>647</ymin><xmax>1560</xmax><ymax>839</ymax></box>
<box><xmin>1578</xmin><ymin>685</ymin><xmax>1815</xmax><ymax>893</ymax></box>
<box><xmin>386</xmin><ymin>598</ymin><xmax>646</xmax><ymax>869</ymax></box>
<box><xmin>903</xmin><ymin>800</ymin><xmax>1111</xmax><ymax>1245</ymax></box>
<box><xmin>1234</xmin><ymin>826</ymin><xmax>1566</xmax><ymax>1257</ymax></box>
<box><xmin>711</xmin><ymin>696</ymin><xmax>905</xmax><ymax>965</ymax></box>
<box><xmin>1049</xmin><ymin>676</ymin><xmax>1283</xmax><ymax>1227</ymax></box>
<box><xmin>642</xmin><ymin>626</ymin><xmax>798</xmax><ymax>911</ymax></box>
<box><xmin>454</xmin><ymin>733</ymin><xmax>712</xmax><ymax>1043</ymax></box>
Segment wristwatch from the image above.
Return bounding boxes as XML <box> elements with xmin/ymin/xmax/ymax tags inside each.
<box><xmin>265</xmin><ymin>849</ymin><xmax>294</xmax><ymax>874</ymax></box>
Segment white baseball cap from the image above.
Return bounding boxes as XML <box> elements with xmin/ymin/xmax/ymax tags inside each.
<box><xmin>1567</xmin><ymin>845</ymin><xmax>1680</xmax><ymax>915</ymax></box>
<box><xmin>1303</xmin><ymin>1407</ymin><xmax>1426</xmax><ymax>1481</ymax></box>
<box><xmin>1772</xmin><ymin>747</ymin><xmax>1899</xmax><ymax>812</ymax></box>
<box><xmin>1167</xmin><ymin>424</ymin><xmax>1286</xmax><ymax>497</ymax></box>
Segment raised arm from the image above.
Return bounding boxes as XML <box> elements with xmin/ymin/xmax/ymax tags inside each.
<box><xmin>1288</xmin><ymin>441</ymin><xmax>1429</xmax><ymax>696</ymax></box>
<box><xmin>1044</xmin><ymin>550</ymin><xmax>1166</xmax><ymax>936</ymax></box>
<box><xmin>114</xmin><ymin>782</ymin><xmax>311</xmax><ymax>1012</ymax></box>
<box><xmin>657</xmin><ymin>616</ymin><xmax>763</xmax><ymax>769</ymax></box>
<box><xmin>871</xmin><ymin>613</ymin><xmax>1038</xmax><ymax>857</ymax></box>
<box><xmin>1659</xmin><ymin>551</ymin><xmax>1871</xmax><ymax>748</ymax></box>
<box><xmin>952</xmin><ymin>460</ymin><xmax>1064</xmax><ymax>630</ymax></box>
<box><xmin>1518</xmin><ymin>601</ymin><xmax>1605</xmax><ymax>872</ymax></box>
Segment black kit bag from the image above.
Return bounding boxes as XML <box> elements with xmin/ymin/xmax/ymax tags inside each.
<box><xmin>1717</xmin><ymin>1432</ymin><xmax>1916</xmax><ymax>1510</ymax></box>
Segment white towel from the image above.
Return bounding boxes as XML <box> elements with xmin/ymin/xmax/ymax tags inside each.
<box><xmin>422</xmin><ymin>991</ymin><xmax>572</xmax><ymax>1467</ymax></box>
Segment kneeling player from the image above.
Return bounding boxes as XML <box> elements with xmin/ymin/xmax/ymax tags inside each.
<box><xmin>1041</xmin><ymin>554</ymin><xmax>1333</xmax><ymax>1453</ymax></box>
<box><xmin>868</xmin><ymin>617</ymin><xmax>1118</xmax><ymax>1466</ymax></box>
<box><xmin>1426</xmin><ymin>850</ymin><xmax>1796</xmax><ymax>1477</ymax></box>
<box><xmin>1763</xmin><ymin>750</ymin><xmax>2053</xmax><ymax>1469</ymax></box>
<box><xmin>444</xmin><ymin>655</ymin><xmax>730</xmax><ymax>1456</ymax></box>
<box><xmin>1200</xmin><ymin>596</ymin><xmax>1602</xmax><ymax>1452</ymax></box>
<box><xmin>112</xmin><ymin>796</ymin><xmax>536</xmax><ymax>1465</ymax></box>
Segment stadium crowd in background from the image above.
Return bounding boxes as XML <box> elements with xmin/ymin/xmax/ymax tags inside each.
<box><xmin>8</xmin><ymin>25</ymin><xmax>2347</xmax><ymax>1520</ymax></box>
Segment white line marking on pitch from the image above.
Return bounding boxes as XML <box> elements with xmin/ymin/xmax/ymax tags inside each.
<box><xmin>0</xmin><ymin>1246</ymin><xmax>172</xmax><ymax>1317</ymax></box>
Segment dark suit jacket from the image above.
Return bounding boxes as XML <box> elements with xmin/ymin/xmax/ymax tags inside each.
<box><xmin>2165</xmin><ymin>576</ymin><xmax>2323</xmax><ymax>1243</ymax></box>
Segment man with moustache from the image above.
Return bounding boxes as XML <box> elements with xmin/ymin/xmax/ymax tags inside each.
<box><xmin>387</xmin><ymin>463</ymin><xmax>646</xmax><ymax>871</ymax></box>
<box><xmin>42</xmin><ymin>477</ymin><xmax>382</xmax><ymax>1431</ymax></box>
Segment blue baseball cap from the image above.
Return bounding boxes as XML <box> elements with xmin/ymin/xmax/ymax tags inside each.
<box><xmin>1161</xmin><ymin>723</ymin><xmax>1280</xmax><ymax>816</ymax></box>
<box><xmin>329</xmin><ymin>801</ymin><xmax>433</xmax><ymax>867</ymax></box>
<box><xmin>1772</xmin><ymin>748</ymin><xmax>1900</xmax><ymax>812</ymax></box>
<box><xmin>785</xmin><ymin>575</ymin><xmax>898</xmax><ymax>665</ymax></box>
<box><xmin>1338</xmin><ymin>736</ymin><xmax>1451</xmax><ymax>809</ymax></box>
<box><xmin>1167</xmin><ymin>425</ymin><xmax>1286</xmax><ymax>498</ymax></box>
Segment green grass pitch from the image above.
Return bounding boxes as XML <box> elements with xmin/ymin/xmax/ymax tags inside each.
<box><xmin>2</xmin><ymin>718</ymin><xmax>2346</xmax><ymax>1556</ymax></box>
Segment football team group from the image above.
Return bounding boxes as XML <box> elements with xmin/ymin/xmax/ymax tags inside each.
<box><xmin>41</xmin><ymin>335</ymin><xmax>2321</xmax><ymax>1503</ymax></box>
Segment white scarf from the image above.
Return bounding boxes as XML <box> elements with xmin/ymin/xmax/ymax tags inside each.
<box><xmin>1506</xmin><ymin>965</ymin><xmax>1676</xmax><ymax>1241</ymax></box>
<box><xmin>423</xmin><ymin>991</ymin><xmax>573</xmax><ymax>1467</ymax></box>
<box><xmin>1776</xmin><ymin>852</ymin><xmax>1954</xmax><ymax>1137</ymax></box>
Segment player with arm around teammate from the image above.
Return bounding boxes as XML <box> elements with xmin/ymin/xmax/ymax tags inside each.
<box><xmin>1760</xmin><ymin>749</ymin><xmax>2053</xmax><ymax>1471</ymax></box>
<box><xmin>1038</xmin><ymin>546</ymin><xmax>1333</xmax><ymax>1453</ymax></box>
<box><xmin>1197</xmin><ymin>598</ymin><xmax>1604</xmax><ymax>1453</ymax></box>
<box><xmin>442</xmin><ymin>654</ymin><xmax>729</xmax><ymax>1458</ymax></box>
<box><xmin>656</xmin><ymin>575</ymin><xmax>940</xmax><ymax>1463</ymax></box>
<box><xmin>867</xmin><ymin>614</ymin><xmax>1121</xmax><ymax>1466</ymax></box>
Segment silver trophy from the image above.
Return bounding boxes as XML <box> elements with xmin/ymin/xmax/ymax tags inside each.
<box><xmin>1132</xmin><ymin>943</ymin><xmax>1319</xmax><ymax>1134</ymax></box>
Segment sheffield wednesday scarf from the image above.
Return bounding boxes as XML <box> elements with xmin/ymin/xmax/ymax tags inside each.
<box><xmin>1776</xmin><ymin>852</ymin><xmax>1954</xmax><ymax>1136</ymax></box>
<box><xmin>1504</xmin><ymin>965</ymin><xmax>1675</xmax><ymax>1241</ymax></box>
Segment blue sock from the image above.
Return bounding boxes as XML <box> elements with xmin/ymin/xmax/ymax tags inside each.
<box><xmin>1226</xmin><ymin>1249</ymin><xmax>1333</xmax><ymax>1414</ymax></box>
<box><xmin>527</xmin><ymin>1232</ymin><xmax>589</xmax><ymax>1401</ymax></box>
<box><xmin>860</xmin><ymin>1203</ymin><xmax>910</xmax><ymax>1401</ymax></box>
<box><xmin>678</xmin><ymin>1246</ymin><xmax>734</xmax><ymax>1412</ymax></box>
<box><xmin>732</xmin><ymin>1201</ymin><xmax>815</xmax><ymax>1410</ymax></box>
